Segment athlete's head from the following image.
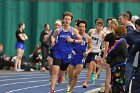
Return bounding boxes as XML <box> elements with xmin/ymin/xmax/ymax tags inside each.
<box><xmin>95</xmin><ymin>18</ymin><xmax>104</xmax><ymax>32</ymax></box>
<box><xmin>44</xmin><ymin>24</ymin><xmax>50</xmax><ymax>31</ymax></box>
<box><xmin>77</xmin><ymin>20</ymin><xmax>87</xmax><ymax>33</ymax></box>
<box><xmin>0</xmin><ymin>44</ymin><xmax>3</xmax><ymax>53</ymax></box>
<box><xmin>63</xmin><ymin>11</ymin><xmax>73</xmax><ymax>26</ymax></box>
<box><xmin>74</xmin><ymin>19</ymin><xmax>82</xmax><ymax>29</ymax></box>
<box><xmin>54</xmin><ymin>19</ymin><xmax>62</xmax><ymax>29</ymax></box>
<box><xmin>18</xmin><ymin>22</ymin><xmax>25</xmax><ymax>30</ymax></box>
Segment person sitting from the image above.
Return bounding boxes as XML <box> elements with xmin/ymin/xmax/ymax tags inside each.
<box><xmin>29</xmin><ymin>45</ymin><xmax>42</xmax><ymax>70</ymax></box>
<box><xmin>0</xmin><ymin>44</ymin><xmax>10</xmax><ymax>70</ymax></box>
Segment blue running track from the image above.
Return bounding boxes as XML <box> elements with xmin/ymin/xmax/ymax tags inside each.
<box><xmin>0</xmin><ymin>70</ymin><xmax>105</xmax><ymax>93</ymax></box>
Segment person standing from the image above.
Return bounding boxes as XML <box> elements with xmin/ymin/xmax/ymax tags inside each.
<box><xmin>106</xmin><ymin>25</ymin><xmax>127</xmax><ymax>93</ymax></box>
<box><xmin>39</xmin><ymin>24</ymin><xmax>51</xmax><ymax>72</ymax></box>
<box><xmin>0</xmin><ymin>44</ymin><xmax>10</xmax><ymax>70</ymax></box>
<box><xmin>131</xmin><ymin>39</ymin><xmax>140</xmax><ymax>93</ymax></box>
<box><xmin>15</xmin><ymin>22</ymin><xmax>28</xmax><ymax>71</ymax></box>
<box><xmin>119</xmin><ymin>12</ymin><xmax>135</xmax><ymax>33</ymax></box>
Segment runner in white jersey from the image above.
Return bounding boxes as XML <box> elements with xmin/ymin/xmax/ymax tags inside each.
<box><xmin>91</xmin><ymin>29</ymin><xmax>103</xmax><ymax>53</ymax></box>
<box><xmin>83</xmin><ymin>18</ymin><xmax>105</xmax><ymax>88</ymax></box>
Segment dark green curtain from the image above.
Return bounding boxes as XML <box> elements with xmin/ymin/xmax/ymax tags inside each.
<box><xmin>0</xmin><ymin>0</ymin><xmax>140</xmax><ymax>56</ymax></box>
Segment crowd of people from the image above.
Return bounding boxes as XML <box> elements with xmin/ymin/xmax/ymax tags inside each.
<box><xmin>0</xmin><ymin>11</ymin><xmax>140</xmax><ymax>93</ymax></box>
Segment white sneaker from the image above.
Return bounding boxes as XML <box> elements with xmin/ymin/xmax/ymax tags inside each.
<box><xmin>19</xmin><ymin>69</ymin><xmax>24</xmax><ymax>71</ymax></box>
<box><xmin>30</xmin><ymin>68</ymin><xmax>34</xmax><ymax>72</ymax></box>
<box><xmin>15</xmin><ymin>69</ymin><xmax>21</xmax><ymax>72</ymax></box>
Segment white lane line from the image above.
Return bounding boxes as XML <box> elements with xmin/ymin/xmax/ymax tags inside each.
<box><xmin>5</xmin><ymin>80</ymin><xmax>85</xmax><ymax>93</ymax></box>
<box><xmin>85</xmin><ymin>88</ymin><xmax>101</xmax><ymax>93</ymax></box>
<box><xmin>55</xmin><ymin>80</ymin><xmax>98</xmax><ymax>92</ymax></box>
<box><xmin>5</xmin><ymin>84</ymin><xmax>50</xmax><ymax>93</ymax></box>
<box><xmin>5</xmin><ymin>80</ymin><xmax>65</xmax><ymax>93</ymax></box>
<box><xmin>55</xmin><ymin>75</ymin><xmax>106</xmax><ymax>92</ymax></box>
<box><xmin>0</xmin><ymin>73</ymin><xmax>47</xmax><ymax>78</ymax></box>
<box><xmin>0</xmin><ymin>76</ymin><xmax>49</xmax><ymax>82</ymax></box>
<box><xmin>0</xmin><ymin>72</ymin><xmax>45</xmax><ymax>76</ymax></box>
<box><xmin>0</xmin><ymin>79</ymin><xmax>49</xmax><ymax>87</ymax></box>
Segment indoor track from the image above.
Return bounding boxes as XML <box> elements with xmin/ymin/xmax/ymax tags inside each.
<box><xmin>0</xmin><ymin>70</ymin><xmax>105</xmax><ymax>93</ymax></box>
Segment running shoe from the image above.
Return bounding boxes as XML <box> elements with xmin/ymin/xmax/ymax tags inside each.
<box><xmin>82</xmin><ymin>82</ymin><xmax>87</xmax><ymax>88</ymax></box>
<box><xmin>67</xmin><ymin>85</ymin><xmax>70</xmax><ymax>91</ymax></box>
<box><xmin>19</xmin><ymin>69</ymin><xmax>24</xmax><ymax>71</ymax></box>
<box><xmin>63</xmin><ymin>75</ymin><xmax>69</xmax><ymax>83</ymax></box>
<box><xmin>57</xmin><ymin>76</ymin><xmax>63</xmax><ymax>84</ymax></box>
<box><xmin>90</xmin><ymin>73</ymin><xmax>95</xmax><ymax>83</ymax></box>
<box><xmin>67</xmin><ymin>91</ymin><xmax>71</xmax><ymax>93</ymax></box>
<box><xmin>15</xmin><ymin>68</ymin><xmax>24</xmax><ymax>72</ymax></box>
<box><xmin>40</xmin><ymin>67</ymin><xmax>47</xmax><ymax>72</ymax></box>
<box><xmin>66</xmin><ymin>76</ymin><xmax>69</xmax><ymax>83</ymax></box>
<box><xmin>50</xmin><ymin>90</ymin><xmax>54</xmax><ymax>93</ymax></box>
<box><xmin>62</xmin><ymin>76</ymin><xmax>65</xmax><ymax>83</ymax></box>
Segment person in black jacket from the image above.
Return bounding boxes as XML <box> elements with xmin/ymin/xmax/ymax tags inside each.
<box><xmin>106</xmin><ymin>25</ymin><xmax>127</xmax><ymax>93</ymax></box>
<box><xmin>39</xmin><ymin>24</ymin><xmax>51</xmax><ymax>72</ymax></box>
<box><xmin>131</xmin><ymin>40</ymin><xmax>140</xmax><ymax>93</ymax></box>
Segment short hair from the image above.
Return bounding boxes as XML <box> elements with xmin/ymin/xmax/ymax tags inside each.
<box><xmin>126</xmin><ymin>11</ymin><xmax>132</xmax><ymax>21</ymax></box>
<box><xmin>131</xmin><ymin>15</ymin><xmax>139</xmax><ymax>25</ymax></box>
<box><xmin>135</xmin><ymin>19</ymin><xmax>140</xmax><ymax>26</ymax></box>
<box><xmin>74</xmin><ymin>19</ymin><xmax>82</xmax><ymax>24</ymax></box>
<box><xmin>44</xmin><ymin>24</ymin><xmax>49</xmax><ymax>28</ymax></box>
<box><xmin>114</xmin><ymin>25</ymin><xmax>127</xmax><ymax>37</ymax></box>
<box><xmin>18</xmin><ymin>22</ymin><xmax>24</xmax><ymax>28</ymax></box>
<box><xmin>119</xmin><ymin>12</ymin><xmax>130</xmax><ymax>20</ymax></box>
<box><xmin>77</xmin><ymin>20</ymin><xmax>88</xmax><ymax>28</ymax></box>
<box><xmin>95</xmin><ymin>18</ymin><xmax>104</xmax><ymax>26</ymax></box>
<box><xmin>63</xmin><ymin>11</ymin><xmax>73</xmax><ymax>20</ymax></box>
<box><xmin>110</xmin><ymin>18</ymin><xmax>118</xmax><ymax>31</ymax></box>
<box><xmin>106</xmin><ymin>18</ymin><xmax>113</xmax><ymax>23</ymax></box>
<box><xmin>54</xmin><ymin>19</ymin><xmax>62</xmax><ymax>25</ymax></box>
<box><xmin>95</xmin><ymin>18</ymin><xmax>102</xmax><ymax>24</ymax></box>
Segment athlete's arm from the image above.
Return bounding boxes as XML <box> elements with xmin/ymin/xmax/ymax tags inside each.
<box><xmin>103</xmin><ymin>41</ymin><xmax>109</xmax><ymax>59</ymax></box>
<box><xmin>87</xmin><ymin>29</ymin><xmax>93</xmax><ymax>36</ymax></box>
<box><xmin>22</xmin><ymin>33</ymin><xmax>28</xmax><ymax>40</ymax></box>
<box><xmin>72</xmin><ymin>28</ymin><xmax>82</xmax><ymax>43</ymax></box>
<box><xmin>102</xmin><ymin>31</ymin><xmax>106</xmax><ymax>42</ymax></box>
<box><xmin>18</xmin><ymin>34</ymin><xmax>27</xmax><ymax>41</ymax></box>
<box><xmin>83</xmin><ymin>34</ymin><xmax>92</xmax><ymax>57</ymax></box>
<box><xmin>52</xmin><ymin>29</ymin><xmax>60</xmax><ymax>38</ymax></box>
<box><xmin>86</xmin><ymin>34</ymin><xmax>92</xmax><ymax>54</ymax></box>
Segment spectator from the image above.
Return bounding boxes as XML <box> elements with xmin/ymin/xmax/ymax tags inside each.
<box><xmin>0</xmin><ymin>44</ymin><xmax>10</xmax><ymax>70</ymax></box>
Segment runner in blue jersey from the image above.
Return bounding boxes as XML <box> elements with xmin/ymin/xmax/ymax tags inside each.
<box><xmin>47</xmin><ymin>19</ymin><xmax>62</xmax><ymax>77</ymax></box>
<box><xmin>67</xmin><ymin>20</ymin><xmax>92</xmax><ymax>93</ymax></box>
<box><xmin>50</xmin><ymin>11</ymin><xmax>82</xmax><ymax>93</ymax></box>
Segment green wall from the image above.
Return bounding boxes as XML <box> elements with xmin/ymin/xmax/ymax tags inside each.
<box><xmin>0</xmin><ymin>0</ymin><xmax>140</xmax><ymax>56</ymax></box>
